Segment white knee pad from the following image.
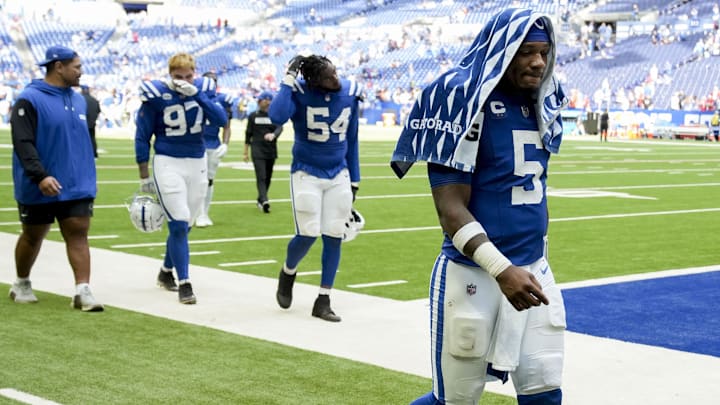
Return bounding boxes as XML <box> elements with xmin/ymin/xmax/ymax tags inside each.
<box><xmin>513</xmin><ymin>287</ymin><xmax>566</xmax><ymax>395</ymax></box>
<box><xmin>448</xmin><ymin>313</ymin><xmax>492</xmax><ymax>359</ymax></box>
<box><xmin>293</xmin><ymin>191</ymin><xmax>321</xmax><ymax>237</ymax></box>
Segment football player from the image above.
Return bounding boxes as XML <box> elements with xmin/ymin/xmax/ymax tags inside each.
<box><xmin>135</xmin><ymin>52</ymin><xmax>228</xmax><ymax>304</ymax></box>
<box><xmin>393</xmin><ymin>10</ymin><xmax>567</xmax><ymax>405</ymax></box>
<box><xmin>195</xmin><ymin>71</ymin><xmax>234</xmax><ymax>227</ymax></box>
<box><xmin>269</xmin><ymin>54</ymin><xmax>362</xmax><ymax>322</ymax></box>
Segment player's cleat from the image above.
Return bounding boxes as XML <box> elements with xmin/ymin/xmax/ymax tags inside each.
<box><xmin>276</xmin><ymin>270</ymin><xmax>296</xmax><ymax>309</ymax></box>
<box><xmin>157</xmin><ymin>269</ymin><xmax>178</xmax><ymax>291</ymax></box>
<box><xmin>72</xmin><ymin>285</ymin><xmax>104</xmax><ymax>312</ymax></box>
<box><xmin>257</xmin><ymin>201</ymin><xmax>263</xmax><ymax>211</ymax></box>
<box><xmin>262</xmin><ymin>201</ymin><xmax>271</xmax><ymax>214</ymax></box>
<box><xmin>9</xmin><ymin>279</ymin><xmax>38</xmax><ymax>304</ymax></box>
<box><xmin>178</xmin><ymin>283</ymin><xmax>197</xmax><ymax>304</ymax></box>
<box><xmin>195</xmin><ymin>214</ymin><xmax>213</xmax><ymax>227</ymax></box>
<box><xmin>312</xmin><ymin>295</ymin><xmax>341</xmax><ymax>322</ymax></box>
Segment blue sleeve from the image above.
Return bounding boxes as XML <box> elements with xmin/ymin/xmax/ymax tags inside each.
<box><xmin>268</xmin><ymin>84</ymin><xmax>296</xmax><ymax>126</ymax></box>
<box><xmin>427</xmin><ymin>162</ymin><xmax>472</xmax><ymax>188</ymax></box>
<box><xmin>134</xmin><ymin>102</ymin><xmax>154</xmax><ymax>164</ymax></box>
<box><xmin>346</xmin><ymin>103</ymin><xmax>361</xmax><ymax>183</ymax></box>
<box><xmin>195</xmin><ymin>91</ymin><xmax>228</xmax><ymax>127</ymax></box>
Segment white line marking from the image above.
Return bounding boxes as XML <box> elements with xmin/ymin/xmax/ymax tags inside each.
<box><xmin>0</xmin><ymin>388</ymin><xmax>62</xmax><ymax>405</ymax></box>
<box><xmin>190</xmin><ymin>251</ymin><xmax>220</xmax><ymax>256</ymax></box>
<box><xmin>558</xmin><ymin>265</ymin><xmax>720</xmax><ymax>290</ymax></box>
<box><xmin>88</xmin><ymin>235</ymin><xmax>119</xmax><ymax>240</ymax></box>
<box><xmin>297</xmin><ymin>270</ymin><xmax>322</xmax><ymax>276</ymax></box>
<box><xmin>347</xmin><ymin>280</ymin><xmax>408</xmax><ymax>288</ymax></box>
<box><xmin>219</xmin><ymin>260</ymin><xmax>277</xmax><ymax>267</ymax></box>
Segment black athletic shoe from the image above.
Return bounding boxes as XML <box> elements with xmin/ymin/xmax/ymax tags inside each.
<box><xmin>276</xmin><ymin>270</ymin><xmax>296</xmax><ymax>309</ymax></box>
<box><xmin>262</xmin><ymin>201</ymin><xmax>271</xmax><ymax>214</ymax></box>
<box><xmin>157</xmin><ymin>269</ymin><xmax>178</xmax><ymax>291</ymax></box>
<box><xmin>178</xmin><ymin>283</ymin><xmax>197</xmax><ymax>305</ymax></box>
<box><xmin>312</xmin><ymin>295</ymin><xmax>341</xmax><ymax>322</ymax></box>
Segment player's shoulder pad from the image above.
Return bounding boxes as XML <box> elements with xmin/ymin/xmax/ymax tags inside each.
<box><xmin>138</xmin><ymin>80</ymin><xmax>169</xmax><ymax>102</ymax></box>
<box><xmin>341</xmin><ymin>78</ymin><xmax>364</xmax><ymax>100</ymax></box>
<box><xmin>195</xmin><ymin>77</ymin><xmax>217</xmax><ymax>96</ymax></box>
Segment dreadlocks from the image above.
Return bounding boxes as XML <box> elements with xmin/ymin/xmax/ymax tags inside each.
<box><xmin>300</xmin><ymin>55</ymin><xmax>336</xmax><ymax>91</ymax></box>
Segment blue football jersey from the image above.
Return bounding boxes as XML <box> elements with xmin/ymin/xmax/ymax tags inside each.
<box><xmin>202</xmin><ymin>91</ymin><xmax>234</xmax><ymax>149</ymax></box>
<box><xmin>432</xmin><ymin>85</ymin><xmax>551</xmax><ymax>266</ymax></box>
<box><xmin>268</xmin><ymin>78</ymin><xmax>362</xmax><ymax>182</ymax></box>
<box><xmin>135</xmin><ymin>78</ymin><xmax>228</xmax><ymax>163</ymax></box>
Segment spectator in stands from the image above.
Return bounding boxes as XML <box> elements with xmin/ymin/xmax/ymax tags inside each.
<box><xmin>9</xmin><ymin>45</ymin><xmax>103</xmax><ymax>311</ymax></box>
<box><xmin>195</xmin><ymin>72</ymin><xmax>234</xmax><ymax>228</ymax></box>
<box><xmin>244</xmin><ymin>91</ymin><xmax>282</xmax><ymax>214</ymax></box>
<box><xmin>711</xmin><ymin>110</ymin><xmax>720</xmax><ymax>140</ymax></box>
<box><xmin>80</xmin><ymin>85</ymin><xmax>101</xmax><ymax>158</ymax></box>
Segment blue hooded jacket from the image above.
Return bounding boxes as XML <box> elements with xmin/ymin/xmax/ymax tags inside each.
<box><xmin>12</xmin><ymin>79</ymin><xmax>96</xmax><ymax>204</ymax></box>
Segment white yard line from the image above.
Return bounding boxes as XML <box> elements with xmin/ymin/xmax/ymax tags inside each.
<box><xmin>0</xmin><ymin>388</ymin><xmax>63</xmax><ymax>405</ymax></box>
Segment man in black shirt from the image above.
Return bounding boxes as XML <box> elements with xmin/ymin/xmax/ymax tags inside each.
<box><xmin>80</xmin><ymin>85</ymin><xmax>101</xmax><ymax>157</ymax></box>
<box><xmin>244</xmin><ymin>91</ymin><xmax>282</xmax><ymax>213</ymax></box>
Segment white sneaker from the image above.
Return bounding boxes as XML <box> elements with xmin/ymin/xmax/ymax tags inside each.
<box><xmin>195</xmin><ymin>214</ymin><xmax>213</xmax><ymax>227</ymax></box>
<box><xmin>9</xmin><ymin>279</ymin><xmax>38</xmax><ymax>303</ymax></box>
<box><xmin>72</xmin><ymin>285</ymin><xmax>104</xmax><ymax>312</ymax></box>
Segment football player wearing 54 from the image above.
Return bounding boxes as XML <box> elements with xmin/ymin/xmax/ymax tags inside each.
<box><xmin>135</xmin><ymin>52</ymin><xmax>228</xmax><ymax>304</ymax></box>
<box><xmin>269</xmin><ymin>54</ymin><xmax>363</xmax><ymax>322</ymax></box>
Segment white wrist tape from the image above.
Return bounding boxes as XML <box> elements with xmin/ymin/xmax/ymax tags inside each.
<box><xmin>472</xmin><ymin>242</ymin><xmax>512</xmax><ymax>278</ymax></box>
<box><xmin>452</xmin><ymin>221</ymin><xmax>486</xmax><ymax>254</ymax></box>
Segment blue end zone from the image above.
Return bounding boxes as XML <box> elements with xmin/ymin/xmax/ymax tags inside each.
<box><xmin>563</xmin><ymin>271</ymin><xmax>720</xmax><ymax>357</ymax></box>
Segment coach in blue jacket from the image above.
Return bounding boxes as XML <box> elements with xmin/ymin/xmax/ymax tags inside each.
<box><xmin>9</xmin><ymin>45</ymin><xmax>103</xmax><ymax>312</ymax></box>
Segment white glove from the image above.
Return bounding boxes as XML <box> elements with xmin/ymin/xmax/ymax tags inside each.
<box><xmin>263</xmin><ymin>133</ymin><xmax>275</xmax><ymax>142</ymax></box>
<box><xmin>140</xmin><ymin>177</ymin><xmax>156</xmax><ymax>195</ymax></box>
<box><xmin>169</xmin><ymin>79</ymin><xmax>198</xmax><ymax>97</ymax></box>
<box><xmin>215</xmin><ymin>143</ymin><xmax>228</xmax><ymax>158</ymax></box>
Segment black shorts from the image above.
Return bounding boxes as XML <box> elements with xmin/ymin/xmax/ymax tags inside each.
<box><xmin>18</xmin><ymin>198</ymin><xmax>94</xmax><ymax>225</ymax></box>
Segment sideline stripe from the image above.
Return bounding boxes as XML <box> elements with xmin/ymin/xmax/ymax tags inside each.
<box><xmin>0</xmin><ymin>388</ymin><xmax>62</xmax><ymax>405</ymax></box>
<box><xmin>348</xmin><ymin>280</ymin><xmax>408</xmax><ymax>289</ymax></box>
<box><xmin>558</xmin><ymin>265</ymin><xmax>720</xmax><ymax>290</ymax></box>
<box><xmin>219</xmin><ymin>259</ymin><xmax>277</xmax><ymax>267</ymax></box>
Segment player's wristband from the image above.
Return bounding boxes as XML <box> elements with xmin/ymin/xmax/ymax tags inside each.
<box><xmin>452</xmin><ymin>221</ymin><xmax>486</xmax><ymax>254</ymax></box>
<box><xmin>472</xmin><ymin>242</ymin><xmax>512</xmax><ymax>278</ymax></box>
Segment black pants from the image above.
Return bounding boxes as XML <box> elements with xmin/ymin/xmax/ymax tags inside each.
<box><xmin>88</xmin><ymin>127</ymin><xmax>97</xmax><ymax>157</ymax></box>
<box><xmin>252</xmin><ymin>158</ymin><xmax>275</xmax><ymax>203</ymax></box>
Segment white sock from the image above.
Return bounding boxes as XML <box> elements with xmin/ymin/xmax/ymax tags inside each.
<box><xmin>75</xmin><ymin>283</ymin><xmax>89</xmax><ymax>294</ymax></box>
<box><xmin>178</xmin><ymin>279</ymin><xmax>190</xmax><ymax>285</ymax></box>
<box><xmin>319</xmin><ymin>287</ymin><xmax>332</xmax><ymax>296</ymax></box>
<box><xmin>161</xmin><ymin>266</ymin><xmax>173</xmax><ymax>273</ymax></box>
<box><xmin>283</xmin><ymin>263</ymin><xmax>297</xmax><ymax>275</ymax></box>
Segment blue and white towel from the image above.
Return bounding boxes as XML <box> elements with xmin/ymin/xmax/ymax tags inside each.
<box><xmin>390</xmin><ymin>8</ymin><xmax>568</xmax><ymax>178</ymax></box>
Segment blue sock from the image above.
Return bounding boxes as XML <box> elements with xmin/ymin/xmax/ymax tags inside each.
<box><xmin>410</xmin><ymin>392</ymin><xmax>442</xmax><ymax>405</ymax></box>
<box><xmin>320</xmin><ymin>235</ymin><xmax>341</xmax><ymax>287</ymax></box>
<box><xmin>166</xmin><ymin>221</ymin><xmax>190</xmax><ymax>281</ymax></box>
<box><xmin>285</xmin><ymin>235</ymin><xmax>316</xmax><ymax>269</ymax></box>
<box><xmin>162</xmin><ymin>240</ymin><xmax>174</xmax><ymax>269</ymax></box>
<box><xmin>517</xmin><ymin>388</ymin><xmax>562</xmax><ymax>405</ymax></box>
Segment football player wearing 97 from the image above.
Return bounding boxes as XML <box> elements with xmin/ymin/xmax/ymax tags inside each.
<box><xmin>269</xmin><ymin>54</ymin><xmax>363</xmax><ymax>322</ymax></box>
<box><xmin>135</xmin><ymin>52</ymin><xmax>228</xmax><ymax>305</ymax></box>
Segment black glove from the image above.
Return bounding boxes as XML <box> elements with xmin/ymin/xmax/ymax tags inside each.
<box><xmin>351</xmin><ymin>184</ymin><xmax>359</xmax><ymax>202</ymax></box>
<box><xmin>283</xmin><ymin>55</ymin><xmax>306</xmax><ymax>85</ymax></box>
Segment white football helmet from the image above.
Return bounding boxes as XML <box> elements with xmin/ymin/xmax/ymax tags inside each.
<box><xmin>127</xmin><ymin>194</ymin><xmax>165</xmax><ymax>233</ymax></box>
<box><xmin>342</xmin><ymin>209</ymin><xmax>365</xmax><ymax>243</ymax></box>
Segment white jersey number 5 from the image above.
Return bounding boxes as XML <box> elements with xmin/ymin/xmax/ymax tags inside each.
<box><xmin>306</xmin><ymin>107</ymin><xmax>351</xmax><ymax>142</ymax></box>
<box><xmin>511</xmin><ymin>130</ymin><xmax>544</xmax><ymax>205</ymax></box>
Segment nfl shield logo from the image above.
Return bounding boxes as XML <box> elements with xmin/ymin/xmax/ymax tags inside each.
<box><xmin>521</xmin><ymin>106</ymin><xmax>530</xmax><ymax>118</ymax></box>
<box><xmin>466</xmin><ymin>283</ymin><xmax>477</xmax><ymax>296</ymax></box>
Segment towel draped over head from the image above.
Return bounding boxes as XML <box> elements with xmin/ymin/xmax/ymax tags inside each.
<box><xmin>390</xmin><ymin>8</ymin><xmax>568</xmax><ymax>179</ymax></box>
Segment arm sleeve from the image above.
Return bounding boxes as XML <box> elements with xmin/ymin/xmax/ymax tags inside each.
<box><xmin>134</xmin><ymin>102</ymin><xmax>154</xmax><ymax>164</ymax></box>
<box><xmin>196</xmin><ymin>92</ymin><xmax>228</xmax><ymax>127</ymax></box>
<box><xmin>345</xmin><ymin>103</ymin><xmax>361</xmax><ymax>183</ymax></box>
<box><xmin>427</xmin><ymin>162</ymin><xmax>473</xmax><ymax>188</ymax></box>
<box><xmin>10</xmin><ymin>99</ymin><xmax>48</xmax><ymax>184</ymax></box>
<box><xmin>245</xmin><ymin>113</ymin><xmax>254</xmax><ymax>145</ymax></box>
<box><xmin>268</xmin><ymin>84</ymin><xmax>295</xmax><ymax>126</ymax></box>
<box><xmin>273</xmin><ymin>123</ymin><xmax>283</xmax><ymax>137</ymax></box>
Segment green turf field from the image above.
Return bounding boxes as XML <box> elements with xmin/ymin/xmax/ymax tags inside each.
<box><xmin>1</xmin><ymin>125</ymin><xmax>719</xmax><ymax>404</ymax></box>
